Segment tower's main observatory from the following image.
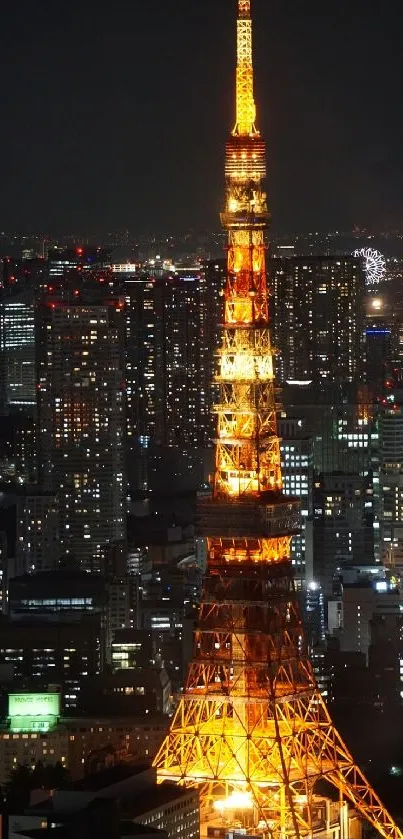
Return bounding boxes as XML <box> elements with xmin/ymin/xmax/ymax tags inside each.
<box><xmin>154</xmin><ymin>4</ymin><xmax>402</xmax><ymax>839</ymax></box>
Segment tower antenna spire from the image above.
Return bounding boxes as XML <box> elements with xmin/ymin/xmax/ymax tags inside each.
<box><xmin>234</xmin><ymin>0</ymin><xmax>257</xmax><ymax>136</ymax></box>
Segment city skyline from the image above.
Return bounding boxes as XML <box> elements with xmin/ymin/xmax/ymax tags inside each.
<box><xmin>1</xmin><ymin>0</ymin><xmax>403</xmax><ymax>822</ymax></box>
<box><xmin>1</xmin><ymin>0</ymin><xmax>402</xmax><ymax>235</ymax></box>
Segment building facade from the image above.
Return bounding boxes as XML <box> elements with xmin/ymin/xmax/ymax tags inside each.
<box><xmin>123</xmin><ymin>264</ymin><xmax>223</xmax><ymax>491</ymax></box>
<box><xmin>36</xmin><ymin>296</ymin><xmax>125</xmax><ymax>570</ymax></box>
<box><xmin>0</xmin><ymin>291</ymin><xmax>36</xmax><ymax>411</ymax></box>
<box><xmin>15</xmin><ymin>491</ymin><xmax>60</xmax><ymax>575</ymax></box>
<box><xmin>271</xmin><ymin>255</ymin><xmax>366</xmax><ymax>386</ymax></box>
<box><xmin>313</xmin><ymin>473</ymin><xmax>375</xmax><ymax>598</ymax></box>
<box><xmin>378</xmin><ymin>396</ymin><xmax>403</xmax><ymax>568</ymax></box>
<box><xmin>278</xmin><ymin>416</ymin><xmax>314</xmax><ymax>585</ymax></box>
<box><xmin>0</xmin><ymin>696</ymin><xmax>168</xmax><ymax>785</ymax></box>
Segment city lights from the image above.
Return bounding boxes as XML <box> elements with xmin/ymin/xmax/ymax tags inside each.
<box><xmin>154</xmin><ymin>4</ymin><xmax>403</xmax><ymax>839</ymax></box>
<box><xmin>0</xmin><ymin>0</ymin><xmax>402</xmax><ymax>832</ymax></box>
<box><xmin>214</xmin><ymin>791</ymin><xmax>254</xmax><ymax>812</ymax></box>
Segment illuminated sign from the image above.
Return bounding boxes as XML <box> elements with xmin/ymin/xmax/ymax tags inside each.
<box><xmin>9</xmin><ymin>693</ymin><xmax>60</xmax><ymax>718</ymax></box>
<box><xmin>8</xmin><ymin>693</ymin><xmax>60</xmax><ymax>732</ymax></box>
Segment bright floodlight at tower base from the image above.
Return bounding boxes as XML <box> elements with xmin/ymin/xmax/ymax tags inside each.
<box><xmin>153</xmin><ymin>3</ymin><xmax>403</xmax><ymax>839</ymax></box>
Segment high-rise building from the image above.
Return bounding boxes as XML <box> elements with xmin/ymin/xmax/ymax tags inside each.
<box><xmin>0</xmin><ymin>412</ymin><xmax>36</xmax><ymax>484</ymax></box>
<box><xmin>271</xmin><ymin>255</ymin><xmax>366</xmax><ymax>385</ymax></box>
<box><xmin>121</xmin><ymin>272</ymin><xmax>157</xmax><ymax>489</ymax></box>
<box><xmin>15</xmin><ymin>490</ymin><xmax>60</xmax><ymax>575</ymax></box>
<box><xmin>156</xmin><ymin>270</ymin><xmax>207</xmax><ymax>449</ymax></box>
<box><xmin>47</xmin><ymin>247</ymin><xmax>112</xmax><ymax>282</ymax></box>
<box><xmin>198</xmin><ymin>258</ymin><xmax>226</xmax><ymax>415</ymax></box>
<box><xmin>122</xmin><ymin>264</ymin><xmax>223</xmax><ymax>491</ymax></box>
<box><xmin>278</xmin><ymin>416</ymin><xmax>313</xmax><ymax>585</ymax></box>
<box><xmin>0</xmin><ymin>613</ymin><xmax>102</xmax><ymax>710</ymax></box>
<box><xmin>313</xmin><ymin>473</ymin><xmax>375</xmax><ymax>597</ymax></box>
<box><xmin>0</xmin><ymin>257</ymin><xmax>48</xmax><ymax>415</ymax></box>
<box><xmin>365</xmin><ymin>324</ymin><xmax>392</xmax><ymax>395</ymax></box>
<box><xmin>339</xmin><ymin>581</ymin><xmax>402</xmax><ymax>663</ymax></box>
<box><xmin>378</xmin><ymin>391</ymin><xmax>403</xmax><ymax>568</ymax></box>
<box><xmin>153</xmin><ymin>4</ymin><xmax>400</xmax><ymax>839</ymax></box>
<box><xmin>0</xmin><ymin>291</ymin><xmax>36</xmax><ymax>411</ymax></box>
<box><xmin>364</xmin><ymin>294</ymin><xmax>403</xmax><ymax>390</ymax></box>
<box><xmin>36</xmin><ymin>288</ymin><xmax>126</xmax><ymax>570</ymax></box>
<box><xmin>304</xmin><ymin>581</ymin><xmax>326</xmax><ymax>647</ymax></box>
<box><xmin>369</xmin><ymin>611</ymin><xmax>403</xmax><ymax>707</ymax></box>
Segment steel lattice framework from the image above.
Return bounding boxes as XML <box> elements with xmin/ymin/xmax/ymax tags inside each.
<box><xmin>154</xmin><ymin>3</ymin><xmax>402</xmax><ymax>839</ymax></box>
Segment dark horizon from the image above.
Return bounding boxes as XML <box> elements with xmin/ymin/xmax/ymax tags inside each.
<box><xmin>1</xmin><ymin>0</ymin><xmax>402</xmax><ymax>236</ymax></box>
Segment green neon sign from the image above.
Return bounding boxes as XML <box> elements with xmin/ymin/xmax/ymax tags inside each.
<box><xmin>8</xmin><ymin>693</ymin><xmax>60</xmax><ymax>719</ymax></box>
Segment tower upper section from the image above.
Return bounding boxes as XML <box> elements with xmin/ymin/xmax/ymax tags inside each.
<box><xmin>234</xmin><ymin>0</ymin><xmax>258</xmax><ymax>137</ymax></box>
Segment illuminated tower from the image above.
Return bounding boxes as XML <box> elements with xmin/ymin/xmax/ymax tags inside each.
<box><xmin>154</xmin><ymin>4</ymin><xmax>403</xmax><ymax>839</ymax></box>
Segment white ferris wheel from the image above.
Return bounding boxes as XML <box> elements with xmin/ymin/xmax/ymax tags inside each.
<box><xmin>353</xmin><ymin>247</ymin><xmax>386</xmax><ymax>285</ymax></box>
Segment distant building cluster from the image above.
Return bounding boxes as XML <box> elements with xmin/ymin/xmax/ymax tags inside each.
<box><xmin>1</xmin><ymin>233</ymin><xmax>403</xmax><ymax>792</ymax></box>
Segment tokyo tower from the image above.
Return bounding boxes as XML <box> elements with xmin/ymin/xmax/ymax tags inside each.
<box><xmin>154</xmin><ymin>3</ymin><xmax>402</xmax><ymax>839</ymax></box>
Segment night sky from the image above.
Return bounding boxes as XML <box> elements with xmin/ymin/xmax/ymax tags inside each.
<box><xmin>1</xmin><ymin>0</ymin><xmax>402</xmax><ymax>235</ymax></box>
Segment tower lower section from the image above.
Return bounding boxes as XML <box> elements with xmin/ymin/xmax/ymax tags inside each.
<box><xmin>155</xmin><ymin>510</ymin><xmax>402</xmax><ymax>839</ymax></box>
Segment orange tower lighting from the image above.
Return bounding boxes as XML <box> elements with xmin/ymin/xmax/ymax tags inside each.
<box><xmin>154</xmin><ymin>3</ymin><xmax>403</xmax><ymax>839</ymax></box>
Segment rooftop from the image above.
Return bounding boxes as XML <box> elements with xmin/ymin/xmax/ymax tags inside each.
<box><xmin>71</xmin><ymin>762</ymin><xmax>152</xmax><ymax>793</ymax></box>
<box><xmin>17</xmin><ymin>821</ymin><xmax>166</xmax><ymax>839</ymax></box>
<box><xmin>122</xmin><ymin>782</ymin><xmax>198</xmax><ymax>819</ymax></box>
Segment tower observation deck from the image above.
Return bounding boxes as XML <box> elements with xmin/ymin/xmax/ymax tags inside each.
<box><xmin>154</xmin><ymin>4</ymin><xmax>403</xmax><ymax>839</ymax></box>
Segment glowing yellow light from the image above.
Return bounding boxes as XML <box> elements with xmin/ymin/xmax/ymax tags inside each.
<box><xmin>220</xmin><ymin>353</ymin><xmax>273</xmax><ymax>381</ymax></box>
<box><xmin>153</xmin><ymin>3</ymin><xmax>403</xmax><ymax>839</ymax></box>
<box><xmin>226</xmin><ymin>472</ymin><xmax>259</xmax><ymax>496</ymax></box>
<box><xmin>371</xmin><ymin>297</ymin><xmax>383</xmax><ymax>310</ymax></box>
<box><xmin>214</xmin><ymin>791</ymin><xmax>254</xmax><ymax>812</ymax></box>
<box><xmin>233</xmin><ymin>4</ymin><xmax>257</xmax><ymax>136</ymax></box>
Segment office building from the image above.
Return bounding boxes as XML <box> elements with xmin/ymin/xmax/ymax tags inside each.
<box><xmin>7</xmin><ymin>764</ymin><xmax>198</xmax><ymax>839</ymax></box>
<box><xmin>5</xmin><ymin>568</ymin><xmax>139</xmax><ymax>668</ymax></box>
<box><xmin>0</xmin><ymin>614</ymin><xmax>102</xmax><ymax>710</ymax></box>
<box><xmin>339</xmin><ymin>581</ymin><xmax>402</xmax><ymax>663</ymax></box>
<box><xmin>0</xmin><ymin>530</ymin><xmax>6</xmax><ymax>613</ymax></box>
<box><xmin>7</xmin><ymin>569</ymin><xmax>106</xmax><ymax>620</ymax></box>
<box><xmin>365</xmin><ymin>324</ymin><xmax>392</xmax><ymax>395</ymax></box>
<box><xmin>0</xmin><ymin>412</ymin><xmax>36</xmax><ymax>484</ymax></box>
<box><xmin>122</xmin><ymin>272</ymin><xmax>157</xmax><ymax>489</ymax></box>
<box><xmin>0</xmin><ymin>695</ymin><xmax>168</xmax><ymax>784</ymax></box>
<box><xmin>364</xmin><ymin>294</ymin><xmax>403</xmax><ymax>391</ymax></box>
<box><xmin>15</xmin><ymin>490</ymin><xmax>60</xmax><ymax>575</ymax></box>
<box><xmin>304</xmin><ymin>581</ymin><xmax>326</xmax><ymax>647</ymax></box>
<box><xmin>313</xmin><ymin>474</ymin><xmax>375</xmax><ymax>597</ymax></box>
<box><xmin>369</xmin><ymin>612</ymin><xmax>403</xmax><ymax>707</ymax></box>
<box><xmin>111</xmin><ymin>629</ymin><xmax>155</xmax><ymax>672</ymax></box>
<box><xmin>278</xmin><ymin>416</ymin><xmax>313</xmax><ymax>584</ymax></box>
<box><xmin>0</xmin><ymin>257</ymin><xmax>47</xmax><ymax>415</ymax></box>
<box><xmin>122</xmin><ymin>264</ymin><xmax>223</xmax><ymax>491</ymax></box>
<box><xmin>281</xmin><ymin>382</ymin><xmax>374</xmax><ymax>474</ymax></box>
<box><xmin>47</xmin><ymin>247</ymin><xmax>112</xmax><ymax>282</ymax></box>
<box><xmin>271</xmin><ymin>255</ymin><xmax>366</xmax><ymax>385</ymax></box>
<box><xmin>0</xmin><ymin>290</ymin><xmax>36</xmax><ymax>411</ymax></box>
<box><xmin>378</xmin><ymin>393</ymin><xmax>403</xmax><ymax>569</ymax></box>
<box><xmin>80</xmin><ymin>665</ymin><xmax>172</xmax><ymax>716</ymax></box>
<box><xmin>36</xmin><ymin>290</ymin><xmax>126</xmax><ymax>570</ymax></box>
